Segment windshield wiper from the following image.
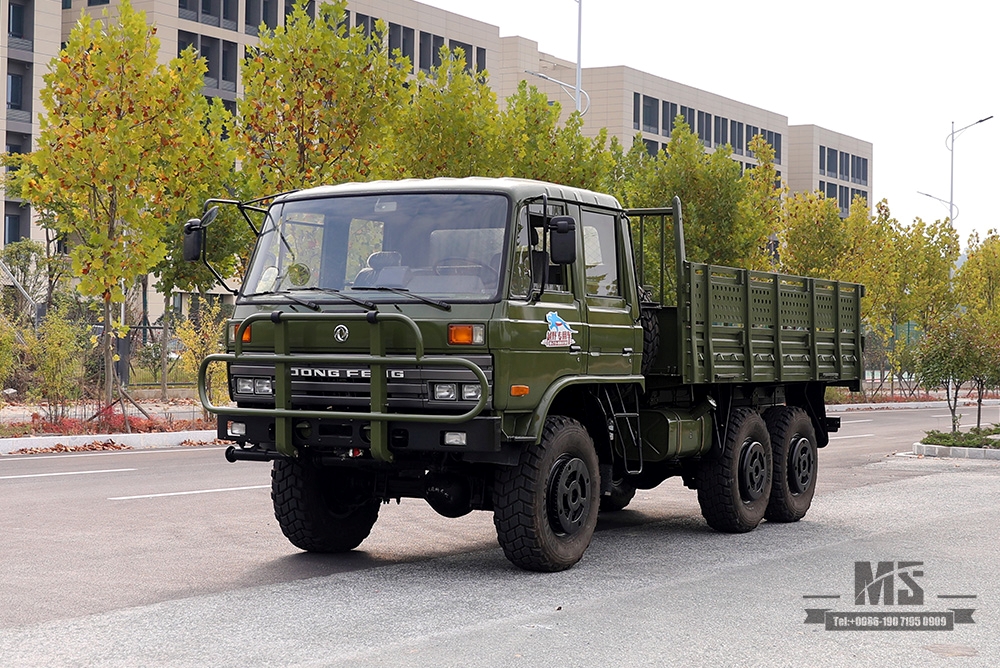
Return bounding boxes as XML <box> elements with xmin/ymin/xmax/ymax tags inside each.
<box><xmin>353</xmin><ymin>286</ymin><xmax>451</xmax><ymax>311</ymax></box>
<box><xmin>295</xmin><ymin>287</ymin><xmax>377</xmax><ymax>311</ymax></box>
<box><xmin>241</xmin><ymin>290</ymin><xmax>320</xmax><ymax>311</ymax></box>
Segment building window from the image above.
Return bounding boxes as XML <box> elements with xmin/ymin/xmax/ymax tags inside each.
<box><xmin>826</xmin><ymin>181</ymin><xmax>837</xmax><ymax>200</ymax></box>
<box><xmin>838</xmin><ymin>185</ymin><xmax>849</xmax><ymax>213</ymax></box>
<box><xmin>839</xmin><ymin>151</ymin><xmax>850</xmax><ymax>181</ymax></box>
<box><xmin>861</xmin><ymin>157</ymin><xmax>868</xmax><ymax>186</ymax></box>
<box><xmin>680</xmin><ymin>105</ymin><xmax>694</xmax><ymax>130</ymax></box>
<box><xmin>642</xmin><ymin>95</ymin><xmax>658</xmax><ymax>134</ymax></box>
<box><xmin>62</xmin><ymin>0</ymin><xmax>72</xmax><ymax>8</ymax></box>
<box><xmin>6</xmin><ymin>74</ymin><xmax>23</xmax><ymax>110</ymax></box>
<box><xmin>475</xmin><ymin>47</ymin><xmax>486</xmax><ymax>72</ymax></box>
<box><xmin>697</xmin><ymin>110</ymin><xmax>712</xmax><ymax>146</ymax></box>
<box><xmin>643</xmin><ymin>138</ymin><xmax>658</xmax><ymax>157</ymax></box>
<box><xmin>88</xmin><ymin>0</ymin><xmax>110</xmax><ymax>5</ymax></box>
<box><xmin>819</xmin><ymin>180</ymin><xmax>825</xmax><ymax>194</ymax></box>
<box><xmin>449</xmin><ymin>40</ymin><xmax>473</xmax><ymax>72</ymax></box>
<box><xmin>773</xmin><ymin>132</ymin><xmax>782</xmax><ymax>164</ymax></box>
<box><xmin>8</xmin><ymin>4</ymin><xmax>25</xmax><ymax>38</ymax></box>
<box><xmin>389</xmin><ymin>23</ymin><xmax>415</xmax><ymax>72</ymax></box>
<box><xmin>731</xmin><ymin>121</ymin><xmax>744</xmax><ymax>155</ymax></box>
<box><xmin>662</xmin><ymin>101</ymin><xmax>676</xmax><ymax>136</ymax></box>
<box><xmin>819</xmin><ymin>145</ymin><xmax>826</xmax><ymax>175</ymax></box>
<box><xmin>714</xmin><ymin>116</ymin><xmax>728</xmax><ymax>147</ymax></box>
<box><xmin>419</xmin><ymin>32</ymin><xmax>444</xmax><ymax>70</ymax></box>
<box><xmin>633</xmin><ymin>93</ymin><xmax>640</xmax><ymax>131</ymax></box>
<box><xmin>745</xmin><ymin>125</ymin><xmax>759</xmax><ymax>157</ymax></box>
<box><xmin>4</xmin><ymin>214</ymin><xmax>21</xmax><ymax>245</ymax></box>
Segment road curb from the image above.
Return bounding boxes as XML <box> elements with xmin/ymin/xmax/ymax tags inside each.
<box><xmin>829</xmin><ymin>399</ymin><xmax>1000</xmax><ymax>412</ymax></box>
<box><xmin>912</xmin><ymin>442</ymin><xmax>1000</xmax><ymax>460</ymax></box>
<box><xmin>0</xmin><ymin>430</ymin><xmax>219</xmax><ymax>455</ymax></box>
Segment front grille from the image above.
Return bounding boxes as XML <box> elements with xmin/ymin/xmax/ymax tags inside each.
<box><xmin>232</xmin><ymin>355</ymin><xmax>492</xmax><ymax>412</ymax></box>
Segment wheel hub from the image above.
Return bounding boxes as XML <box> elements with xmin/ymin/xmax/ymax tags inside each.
<box><xmin>789</xmin><ymin>436</ymin><xmax>814</xmax><ymax>494</ymax></box>
<box><xmin>738</xmin><ymin>439</ymin><xmax>767</xmax><ymax>502</ymax></box>
<box><xmin>547</xmin><ymin>455</ymin><xmax>591</xmax><ymax>535</ymax></box>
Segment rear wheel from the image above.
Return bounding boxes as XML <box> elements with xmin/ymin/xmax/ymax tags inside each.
<box><xmin>494</xmin><ymin>416</ymin><xmax>600</xmax><ymax>572</ymax></box>
<box><xmin>697</xmin><ymin>407</ymin><xmax>772</xmax><ymax>533</ymax></box>
<box><xmin>272</xmin><ymin>459</ymin><xmax>380</xmax><ymax>553</ymax></box>
<box><xmin>763</xmin><ymin>406</ymin><xmax>818</xmax><ymax>522</ymax></box>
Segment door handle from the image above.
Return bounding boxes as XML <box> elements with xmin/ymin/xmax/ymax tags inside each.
<box><xmin>569</xmin><ymin>344</ymin><xmax>582</xmax><ymax>353</ymax></box>
<box><xmin>622</xmin><ymin>347</ymin><xmax>634</xmax><ymax>355</ymax></box>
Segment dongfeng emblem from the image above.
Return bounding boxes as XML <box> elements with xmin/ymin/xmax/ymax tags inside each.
<box><xmin>541</xmin><ymin>311</ymin><xmax>577</xmax><ymax>348</ymax></box>
<box><xmin>333</xmin><ymin>324</ymin><xmax>350</xmax><ymax>343</ymax></box>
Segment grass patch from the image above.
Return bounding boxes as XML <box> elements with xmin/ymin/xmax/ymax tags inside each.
<box><xmin>922</xmin><ymin>426</ymin><xmax>1000</xmax><ymax>448</ymax></box>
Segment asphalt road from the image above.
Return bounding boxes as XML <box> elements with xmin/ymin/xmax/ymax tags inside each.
<box><xmin>0</xmin><ymin>405</ymin><xmax>997</xmax><ymax>666</ymax></box>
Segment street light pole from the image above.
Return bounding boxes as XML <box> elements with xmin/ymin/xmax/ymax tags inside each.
<box><xmin>946</xmin><ymin>116</ymin><xmax>993</xmax><ymax>223</ymax></box>
<box><xmin>575</xmin><ymin>0</ymin><xmax>582</xmax><ymax>113</ymax></box>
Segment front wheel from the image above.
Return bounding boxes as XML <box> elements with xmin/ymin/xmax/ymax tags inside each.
<box><xmin>697</xmin><ymin>407</ymin><xmax>772</xmax><ymax>533</ymax></box>
<box><xmin>272</xmin><ymin>459</ymin><xmax>380</xmax><ymax>553</ymax></box>
<box><xmin>493</xmin><ymin>416</ymin><xmax>601</xmax><ymax>572</ymax></box>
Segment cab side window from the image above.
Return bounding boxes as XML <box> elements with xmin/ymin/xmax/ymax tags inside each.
<box><xmin>581</xmin><ymin>210</ymin><xmax>620</xmax><ymax>298</ymax></box>
<box><xmin>510</xmin><ymin>205</ymin><xmax>570</xmax><ymax>298</ymax></box>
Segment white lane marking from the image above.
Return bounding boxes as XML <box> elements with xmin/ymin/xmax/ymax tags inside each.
<box><xmin>828</xmin><ymin>433</ymin><xmax>875</xmax><ymax>441</ymax></box>
<box><xmin>0</xmin><ymin>468</ymin><xmax>137</xmax><ymax>480</ymax></box>
<box><xmin>109</xmin><ymin>485</ymin><xmax>269</xmax><ymax>501</ymax></box>
<box><xmin>0</xmin><ymin>447</ymin><xmax>227</xmax><ymax>463</ymax></box>
<box><xmin>839</xmin><ymin>419</ymin><xmax>873</xmax><ymax>424</ymax></box>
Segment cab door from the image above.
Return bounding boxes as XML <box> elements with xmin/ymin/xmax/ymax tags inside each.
<box><xmin>579</xmin><ymin>208</ymin><xmax>637</xmax><ymax>376</ymax></box>
<box><xmin>493</xmin><ymin>204</ymin><xmax>587</xmax><ymax>409</ymax></box>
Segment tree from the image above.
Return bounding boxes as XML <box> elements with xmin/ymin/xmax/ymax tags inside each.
<box><xmin>780</xmin><ymin>190</ymin><xmax>844</xmax><ymax>277</ymax></box>
<box><xmin>395</xmin><ymin>47</ymin><xmax>502</xmax><ymax>178</ymax></box>
<box><xmin>916</xmin><ymin>313</ymin><xmax>969</xmax><ymax>433</ymax></box>
<box><xmin>16</xmin><ymin>0</ymin><xmax>219</xmax><ymax>408</ymax></box>
<box><xmin>629</xmin><ymin>118</ymin><xmax>764</xmax><ymax>270</ymax></box>
<box><xmin>737</xmin><ymin>135</ymin><xmax>784</xmax><ymax>271</ymax></box>
<box><xmin>955</xmin><ymin>230</ymin><xmax>1000</xmax><ymax>427</ymax></box>
<box><xmin>237</xmin><ymin>0</ymin><xmax>407</xmax><ymax>193</ymax></box>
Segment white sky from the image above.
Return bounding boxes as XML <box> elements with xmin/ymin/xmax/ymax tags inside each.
<box><xmin>421</xmin><ymin>0</ymin><xmax>998</xmax><ymax>248</ymax></box>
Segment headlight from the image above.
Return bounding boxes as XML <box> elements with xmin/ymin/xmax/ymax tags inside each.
<box><xmin>254</xmin><ymin>378</ymin><xmax>274</xmax><ymax>395</ymax></box>
<box><xmin>462</xmin><ymin>384</ymin><xmax>482</xmax><ymax>401</ymax></box>
<box><xmin>433</xmin><ymin>383</ymin><xmax>458</xmax><ymax>400</ymax></box>
<box><xmin>236</xmin><ymin>377</ymin><xmax>254</xmax><ymax>394</ymax></box>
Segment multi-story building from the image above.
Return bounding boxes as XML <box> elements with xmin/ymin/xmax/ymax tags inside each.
<box><xmin>3</xmin><ymin>0</ymin><xmax>872</xmax><ymax>319</ymax></box>
<box><xmin>3</xmin><ymin>0</ymin><xmax>61</xmax><ymax>246</ymax></box>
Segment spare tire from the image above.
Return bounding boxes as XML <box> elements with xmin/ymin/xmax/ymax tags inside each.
<box><xmin>640</xmin><ymin>305</ymin><xmax>659</xmax><ymax>376</ymax></box>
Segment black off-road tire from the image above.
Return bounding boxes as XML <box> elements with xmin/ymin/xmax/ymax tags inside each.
<box><xmin>493</xmin><ymin>416</ymin><xmax>601</xmax><ymax>572</ymax></box>
<box><xmin>600</xmin><ymin>478</ymin><xmax>637</xmax><ymax>512</ymax></box>
<box><xmin>639</xmin><ymin>306</ymin><xmax>660</xmax><ymax>376</ymax></box>
<box><xmin>272</xmin><ymin>459</ymin><xmax>380</xmax><ymax>553</ymax></box>
<box><xmin>697</xmin><ymin>407</ymin><xmax>772</xmax><ymax>533</ymax></box>
<box><xmin>763</xmin><ymin>406</ymin><xmax>818</xmax><ymax>522</ymax></box>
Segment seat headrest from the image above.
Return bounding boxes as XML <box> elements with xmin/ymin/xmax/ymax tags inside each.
<box><xmin>367</xmin><ymin>251</ymin><xmax>402</xmax><ymax>270</ymax></box>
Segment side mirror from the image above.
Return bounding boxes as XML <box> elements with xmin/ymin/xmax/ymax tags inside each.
<box><xmin>548</xmin><ymin>215</ymin><xmax>576</xmax><ymax>265</ymax></box>
<box><xmin>182</xmin><ymin>206</ymin><xmax>218</xmax><ymax>263</ymax></box>
<box><xmin>182</xmin><ymin>219</ymin><xmax>204</xmax><ymax>262</ymax></box>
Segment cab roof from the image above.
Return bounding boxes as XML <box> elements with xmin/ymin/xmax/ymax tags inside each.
<box><xmin>271</xmin><ymin>177</ymin><xmax>623</xmax><ymax>211</ymax></box>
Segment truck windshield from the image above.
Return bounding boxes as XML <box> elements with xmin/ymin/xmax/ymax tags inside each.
<box><xmin>243</xmin><ymin>192</ymin><xmax>509</xmax><ymax>303</ymax></box>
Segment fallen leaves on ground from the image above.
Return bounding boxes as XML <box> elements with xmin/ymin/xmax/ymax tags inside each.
<box><xmin>8</xmin><ymin>440</ymin><xmax>134</xmax><ymax>456</ymax></box>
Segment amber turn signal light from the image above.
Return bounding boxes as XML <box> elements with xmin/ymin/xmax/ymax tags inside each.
<box><xmin>510</xmin><ymin>385</ymin><xmax>530</xmax><ymax>397</ymax></box>
<box><xmin>233</xmin><ymin>323</ymin><xmax>251</xmax><ymax>343</ymax></box>
<box><xmin>448</xmin><ymin>324</ymin><xmax>485</xmax><ymax>345</ymax></box>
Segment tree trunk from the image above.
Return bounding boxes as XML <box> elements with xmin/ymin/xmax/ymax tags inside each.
<box><xmin>103</xmin><ymin>297</ymin><xmax>115</xmax><ymax>409</ymax></box>
<box><xmin>160</xmin><ymin>307</ymin><xmax>170</xmax><ymax>402</ymax></box>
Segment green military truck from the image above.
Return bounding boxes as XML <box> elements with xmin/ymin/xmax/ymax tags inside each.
<box><xmin>184</xmin><ymin>177</ymin><xmax>862</xmax><ymax>572</ymax></box>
